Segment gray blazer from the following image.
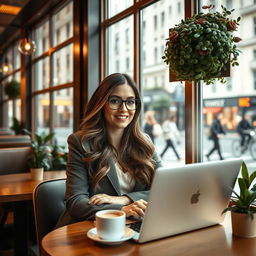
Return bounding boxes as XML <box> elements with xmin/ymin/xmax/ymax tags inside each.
<box><xmin>56</xmin><ymin>131</ymin><xmax>162</xmax><ymax>228</ymax></box>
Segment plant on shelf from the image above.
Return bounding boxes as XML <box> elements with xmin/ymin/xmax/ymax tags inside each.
<box><xmin>222</xmin><ymin>162</ymin><xmax>256</xmax><ymax>237</ymax></box>
<box><xmin>163</xmin><ymin>5</ymin><xmax>242</xmax><ymax>84</ymax></box>
<box><xmin>4</xmin><ymin>80</ymin><xmax>20</xmax><ymax>99</ymax></box>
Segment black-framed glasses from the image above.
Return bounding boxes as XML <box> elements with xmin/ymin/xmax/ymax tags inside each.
<box><xmin>108</xmin><ymin>96</ymin><xmax>139</xmax><ymax>111</ymax></box>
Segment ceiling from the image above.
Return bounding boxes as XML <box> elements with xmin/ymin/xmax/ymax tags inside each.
<box><xmin>0</xmin><ymin>0</ymin><xmax>61</xmax><ymax>50</ymax></box>
<box><xmin>0</xmin><ymin>0</ymin><xmax>30</xmax><ymax>35</ymax></box>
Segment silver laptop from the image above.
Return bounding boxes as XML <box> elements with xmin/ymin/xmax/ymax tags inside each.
<box><xmin>130</xmin><ymin>158</ymin><xmax>243</xmax><ymax>243</ymax></box>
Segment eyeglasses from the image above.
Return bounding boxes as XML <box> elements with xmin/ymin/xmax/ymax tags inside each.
<box><xmin>108</xmin><ymin>96</ymin><xmax>139</xmax><ymax>111</ymax></box>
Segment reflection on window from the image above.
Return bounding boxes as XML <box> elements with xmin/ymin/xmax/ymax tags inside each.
<box><xmin>34</xmin><ymin>57</ymin><xmax>50</xmax><ymax>90</ymax></box>
<box><xmin>34</xmin><ymin>20</ymin><xmax>49</xmax><ymax>57</ymax></box>
<box><xmin>254</xmin><ymin>17</ymin><xmax>256</xmax><ymax>35</ymax></box>
<box><xmin>141</xmin><ymin>0</ymin><xmax>185</xmax><ymax>166</ymax></box>
<box><xmin>52</xmin><ymin>44</ymin><xmax>73</xmax><ymax>86</ymax></box>
<box><xmin>106</xmin><ymin>15</ymin><xmax>133</xmax><ymax>76</ymax></box>
<box><xmin>13</xmin><ymin>42</ymin><xmax>21</xmax><ymax>70</ymax></box>
<box><xmin>253</xmin><ymin>71</ymin><xmax>256</xmax><ymax>90</ymax></box>
<box><xmin>226</xmin><ymin>0</ymin><xmax>232</xmax><ymax>9</ymax></box>
<box><xmin>53</xmin><ymin>88</ymin><xmax>73</xmax><ymax>146</ymax></box>
<box><xmin>34</xmin><ymin>93</ymin><xmax>50</xmax><ymax>134</ymax></box>
<box><xmin>52</xmin><ymin>1</ymin><xmax>73</xmax><ymax>46</ymax></box>
<box><xmin>108</xmin><ymin>0</ymin><xmax>133</xmax><ymax>18</ymax></box>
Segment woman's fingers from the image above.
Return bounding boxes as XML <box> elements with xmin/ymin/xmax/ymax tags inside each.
<box><xmin>122</xmin><ymin>199</ymin><xmax>148</xmax><ymax>218</ymax></box>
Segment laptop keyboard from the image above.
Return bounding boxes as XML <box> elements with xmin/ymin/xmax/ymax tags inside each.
<box><xmin>129</xmin><ymin>221</ymin><xmax>142</xmax><ymax>233</ymax></box>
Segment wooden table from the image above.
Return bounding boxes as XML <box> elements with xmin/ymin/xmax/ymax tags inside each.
<box><xmin>0</xmin><ymin>170</ymin><xmax>66</xmax><ymax>256</ymax></box>
<box><xmin>42</xmin><ymin>214</ymin><xmax>256</xmax><ymax>256</ymax></box>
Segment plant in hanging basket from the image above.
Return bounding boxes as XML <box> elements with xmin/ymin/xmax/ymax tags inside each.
<box><xmin>163</xmin><ymin>5</ymin><xmax>242</xmax><ymax>85</ymax></box>
<box><xmin>4</xmin><ymin>80</ymin><xmax>20</xmax><ymax>99</ymax></box>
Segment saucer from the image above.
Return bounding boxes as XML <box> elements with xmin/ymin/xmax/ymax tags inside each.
<box><xmin>87</xmin><ymin>227</ymin><xmax>134</xmax><ymax>245</ymax></box>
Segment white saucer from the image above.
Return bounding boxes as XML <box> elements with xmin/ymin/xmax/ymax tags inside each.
<box><xmin>87</xmin><ymin>227</ymin><xmax>134</xmax><ymax>245</ymax></box>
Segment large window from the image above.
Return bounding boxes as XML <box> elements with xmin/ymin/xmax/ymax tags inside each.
<box><xmin>32</xmin><ymin>1</ymin><xmax>74</xmax><ymax>146</ymax></box>
<box><xmin>103</xmin><ymin>0</ymin><xmax>185</xmax><ymax>166</ymax></box>
<box><xmin>1</xmin><ymin>43</ymin><xmax>21</xmax><ymax>127</ymax></box>
<box><xmin>102</xmin><ymin>0</ymin><xmax>256</xmax><ymax>172</ymax></box>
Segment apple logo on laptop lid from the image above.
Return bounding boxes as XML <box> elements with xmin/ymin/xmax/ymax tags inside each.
<box><xmin>190</xmin><ymin>189</ymin><xmax>201</xmax><ymax>204</ymax></box>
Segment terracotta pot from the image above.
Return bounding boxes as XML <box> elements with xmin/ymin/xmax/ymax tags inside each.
<box><xmin>231</xmin><ymin>211</ymin><xmax>256</xmax><ymax>238</ymax></box>
<box><xmin>30</xmin><ymin>167</ymin><xmax>44</xmax><ymax>181</ymax></box>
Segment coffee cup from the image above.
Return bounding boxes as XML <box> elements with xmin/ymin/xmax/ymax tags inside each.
<box><xmin>95</xmin><ymin>209</ymin><xmax>126</xmax><ymax>240</ymax></box>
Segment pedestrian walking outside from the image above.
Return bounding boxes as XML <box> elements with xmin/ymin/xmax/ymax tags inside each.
<box><xmin>143</xmin><ymin>111</ymin><xmax>162</xmax><ymax>144</ymax></box>
<box><xmin>160</xmin><ymin>115</ymin><xmax>182</xmax><ymax>160</ymax></box>
<box><xmin>237</xmin><ymin>113</ymin><xmax>254</xmax><ymax>153</ymax></box>
<box><xmin>206</xmin><ymin>113</ymin><xmax>226</xmax><ymax>160</ymax></box>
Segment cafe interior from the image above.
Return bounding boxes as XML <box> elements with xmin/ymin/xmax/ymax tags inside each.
<box><xmin>0</xmin><ymin>0</ymin><xmax>256</xmax><ymax>255</ymax></box>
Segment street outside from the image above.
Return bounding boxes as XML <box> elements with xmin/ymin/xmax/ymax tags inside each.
<box><xmin>154</xmin><ymin>131</ymin><xmax>256</xmax><ymax>173</ymax></box>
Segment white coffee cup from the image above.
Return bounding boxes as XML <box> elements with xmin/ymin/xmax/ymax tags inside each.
<box><xmin>95</xmin><ymin>209</ymin><xmax>126</xmax><ymax>240</ymax></box>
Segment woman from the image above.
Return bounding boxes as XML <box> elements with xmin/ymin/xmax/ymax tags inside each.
<box><xmin>56</xmin><ymin>73</ymin><xmax>162</xmax><ymax>228</ymax></box>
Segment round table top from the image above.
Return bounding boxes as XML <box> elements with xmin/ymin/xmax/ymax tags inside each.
<box><xmin>41</xmin><ymin>216</ymin><xmax>256</xmax><ymax>256</ymax></box>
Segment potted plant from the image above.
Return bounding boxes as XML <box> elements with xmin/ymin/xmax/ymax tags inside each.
<box><xmin>222</xmin><ymin>162</ymin><xmax>256</xmax><ymax>237</ymax></box>
<box><xmin>4</xmin><ymin>80</ymin><xmax>20</xmax><ymax>99</ymax></box>
<box><xmin>163</xmin><ymin>5</ymin><xmax>242</xmax><ymax>84</ymax></box>
<box><xmin>10</xmin><ymin>117</ymin><xmax>26</xmax><ymax>135</ymax></box>
<box><xmin>25</xmin><ymin>130</ymin><xmax>54</xmax><ymax>180</ymax></box>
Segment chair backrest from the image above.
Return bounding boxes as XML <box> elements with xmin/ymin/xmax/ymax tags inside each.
<box><xmin>0</xmin><ymin>135</ymin><xmax>31</xmax><ymax>148</ymax></box>
<box><xmin>0</xmin><ymin>127</ymin><xmax>14</xmax><ymax>136</ymax></box>
<box><xmin>33</xmin><ymin>178</ymin><xmax>66</xmax><ymax>253</ymax></box>
<box><xmin>0</xmin><ymin>147</ymin><xmax>31</xmax><ymax>175</ymax></box>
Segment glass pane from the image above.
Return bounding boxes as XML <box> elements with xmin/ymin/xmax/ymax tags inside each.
<box><xmin>52</xmin><ymin>44</ymin><xmax>73</xmax><ymax>86</ymax></box>
<box><xmin>7</xmin><ymin>101</ymin><xmax>13</xmax><ymax>128</ymax></box>
<box><xmin>106</xmin><ymin>15</ymin><xmax>133</xmax><ymax>76</ymax></box>
<box><xmin>108</xmin><ymin>0</ymin><xmax>133</xmax><ymax>18</ymax></box>
<box><xmin>34</xmin><ymin>57</ymin><xmax>50</xmax><ymax>90</ymax></box>
<box><xmin>141</xmin><ymin>0</ymin><xmax>185</xmax><ymax>166</ymax></box>
<box><xmin>13</xmin><ymin>42</ymin><xmax>21</xmax><ymax>70</ymax></box>
<box><xmin>202</xmin><ymin>2</ymin><xmax>256</xmax><ymax>171</ymax></box>
<box><xmin>14</xmin><ymin>99</ymin><xmax>21</xmax><ymax>121</ymax></box>
<box><xmin>13</xmin><ymin>72</ymin><xmax>21</xmax><ymax>121</ymax></box>
<box><xmin>52</xmin><ymin>1</ymin><xmax>73</xmax><ymax>47</ymax></box>
<box><xmin>53</xmin><ymin>88</ymin><xmax>73</xmax><ymax>146</ymax></box>
<box><xmin>34</xmin><ymin>93</ymin><xmax>50</xmax><ymax>134</ymax></box>
<box><xmin>34</xmin><ymin>20</ymin><xmax>49</xmax><ymax>57</ymax></box>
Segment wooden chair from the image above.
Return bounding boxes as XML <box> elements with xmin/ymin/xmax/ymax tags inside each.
<box><xmin>33</xmin><ymin>179</ymin><xmax>66</xmax><ymax>256</ymax></box>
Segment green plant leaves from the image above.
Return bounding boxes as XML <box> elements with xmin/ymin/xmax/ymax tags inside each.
<box><xmin>4</xmin><ymin>80</ymin><xmax>20</xmax><ymax>99</ymax></box>
<box><xmin>222</xmin><ymin>161</ymin><xmax>256</xmax><ymax>219</ymax></box>
<box><xmin>163</xmin><ymin>5</ymin><xmax>241</xmax><ymax>84</ymax></box>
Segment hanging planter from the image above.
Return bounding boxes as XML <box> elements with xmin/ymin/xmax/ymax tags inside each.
<box><xmin>4</xmin><ymin>80</ymin><xmax>20</xmax><ymax>99</ymax></box>
<box><xmin>163</xmin><ymin>5</ymin><xmax>242</xmax><ymax>85</ymax></box>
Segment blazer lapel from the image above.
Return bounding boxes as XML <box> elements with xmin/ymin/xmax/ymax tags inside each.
<box><xmin>106</xmin><ymin>158</ymin><xmax>121</xmax><ymax>196</ymax></box>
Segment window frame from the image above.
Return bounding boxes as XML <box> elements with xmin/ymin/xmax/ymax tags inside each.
<box><xmin>101</xmin><ymin>0</ymin><xmax>202</xmax><ymax>164</ymax></box>
<box><xmin>30</xmin><ymin>0</ymin><xmax>74</xmax><ymax>135</ymax></box>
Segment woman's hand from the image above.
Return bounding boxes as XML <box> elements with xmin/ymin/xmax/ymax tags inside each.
<box><xmin>121</xmin><ymin>199</ymin><xmax>148</xmax><ymax>218</ymax></box>
<box><xmin>88</xmin><ymin>194</ymin><xmax>131</xmax><ymax>205</ymax></box>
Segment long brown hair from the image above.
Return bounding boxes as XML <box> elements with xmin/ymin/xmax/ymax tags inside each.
<box><xmin>79</xmin><ymin>73</ymin><xmax>156</xmax><ymax>188</ymax></box>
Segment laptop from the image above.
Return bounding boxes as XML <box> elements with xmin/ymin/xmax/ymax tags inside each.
<box><xmin>130</xmin><ymin>158</ymin><xmax>243</xmax><ymax>243</ymax></box>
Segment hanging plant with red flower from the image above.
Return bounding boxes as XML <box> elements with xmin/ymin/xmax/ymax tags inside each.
<box><xmin>163</xmin><ymin>5</ymin><xmax>241</xmax><ymax>85</ymax></box>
